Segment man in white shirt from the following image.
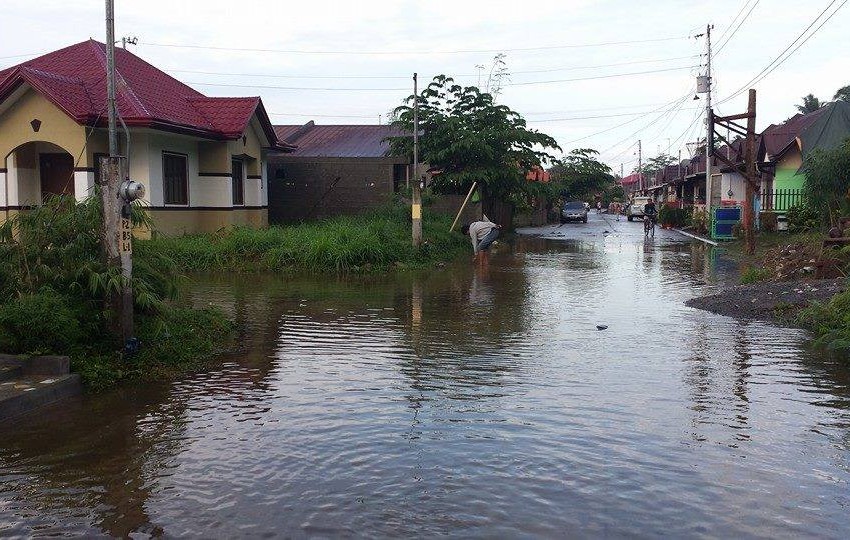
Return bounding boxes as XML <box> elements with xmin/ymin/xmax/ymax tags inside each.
<box><xmin>461</xmin><ymin>215</ymin><xmax>502</xmax><ymax>264</ymax></box>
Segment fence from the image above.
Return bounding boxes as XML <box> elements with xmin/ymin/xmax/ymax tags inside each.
<box><xmin>761</xmin><ymin>189</ymin><xmax>804</xmax><ymax>212</ymax></box>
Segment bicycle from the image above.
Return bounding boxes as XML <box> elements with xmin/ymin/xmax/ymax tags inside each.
<box><xmin>643</xmin><ymin>215</ymin><xmax>656</xmax><ymax>238</ymax></box>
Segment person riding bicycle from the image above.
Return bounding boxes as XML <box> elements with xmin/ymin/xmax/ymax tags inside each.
<box><xmin>643</xmin><ymin>199</ymin><xmax>658</xmax><ymax>224</ymax></box>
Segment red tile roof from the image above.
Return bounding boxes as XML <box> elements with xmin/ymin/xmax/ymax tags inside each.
<box><xmin>272</xmin><ymin>122</ymin><xmax>408</xmax><ymax>158</ymax></box>
<box><xmin>620</xmin><ymin>173</ymin><xmax>643</xmax><ymax>185</ymax></box>
<box><xmin>0</xmin><ymin>40</ymin><xmax>288</xmax><ymax>148</ymax></box>
<box><xmin>526</xmin><ymin>166</ymin><xmax>551</xmax><ymax>182</ymax></box>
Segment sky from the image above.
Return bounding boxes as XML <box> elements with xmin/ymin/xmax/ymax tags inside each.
<box><xmin>2</xmin><ymin>0</ymin><xmax>848</xmax><ymax>174</ymax></box>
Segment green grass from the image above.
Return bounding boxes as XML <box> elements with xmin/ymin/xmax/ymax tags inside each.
<box><xmin>70</xmin><ymin>305</ymin><xmax>235</xmax><ymax>391</ymax></box>
<box><xmin>741</xmin><ymin>266</ymin><xmax>772</xmax><ymax>284</ymax></box>
<box><xmin>140</xmin><ymin>206</ymin><xmax>470</xmax><ymax>273</ymax></box>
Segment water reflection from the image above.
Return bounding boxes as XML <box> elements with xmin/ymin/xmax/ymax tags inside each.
<box><xmin>1</xmin><ymin>227</ymin><xmax>849</xmax><ymax>537</ymax></box>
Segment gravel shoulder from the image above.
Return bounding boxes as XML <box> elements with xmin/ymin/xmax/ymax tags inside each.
<box><xmin>685</xmin><ymin>278</ymin><xmax>845</xmax><ymax>326</ymax></box>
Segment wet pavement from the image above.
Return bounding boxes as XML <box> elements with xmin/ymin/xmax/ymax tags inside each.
<box><xmin>1</xmin><ymin>212</ymin><xmax>850</xmax><ymax>538</ymax></box>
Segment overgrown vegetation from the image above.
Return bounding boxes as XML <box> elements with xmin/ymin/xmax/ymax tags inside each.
<box><xmin>143</xmin><ymin>205</ymin><xmax>468</xmax><ymax>273</ymax></box>
<box><xmin>658</xmin><ymin>206</ymin><xmax>691</xmax><ymax>228</ymax></box>
<box><xmin>802</xmin><ymin>138</ymin><xmax>850</xmax><ymax>228</ymax></box>
<box><xmin>798</xmin><ymin>289</ymin><xmax>850</xmax><ymax>355</ymax></box>
<box><xmin>0</xmin><ymin>196</ymin><xmax>233</xmax><ymax>390</ymax></box>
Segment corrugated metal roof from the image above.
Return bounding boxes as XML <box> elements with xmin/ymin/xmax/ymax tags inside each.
<box><xmin>272</xmin><ymin>122</ymin><xmax>409</xmax><ymax>158</ymax></box>
<box><xmin>760</xmin><ymin>107</ymin><xmax>829</xmax><ymax>160</ymax></box>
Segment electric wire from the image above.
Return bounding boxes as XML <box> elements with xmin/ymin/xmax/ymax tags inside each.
<box><xmin>163</xmin><ymin>55</ymin><xmax>700</xmax><ymax>80</ymax></box>
<box><xmin>719</xmin><ymin>0</ymin><xmax>847</xmax><ymax>104</ymax></box>
<box><xmin>715</xmin><ymin>0</ymin><xmax>761</xmax><ymax>55</ymax></box>
<box><xmin>184</xmin><ymin>65</ymin><xmax>698</xmax><ymax>92</ymax></box>
<box><xmin>138</xmin><ymin>35</ymin><xmax>691</xmax><ymax>56</ymax></box>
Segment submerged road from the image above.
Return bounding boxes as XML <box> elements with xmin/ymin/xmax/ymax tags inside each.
<box><xmin>1</xmin><ymin>212</ymin><xmax>849</xmax><ymax>538</ymax></box>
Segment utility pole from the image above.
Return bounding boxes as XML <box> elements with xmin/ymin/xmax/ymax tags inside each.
<box><xmin>637</xmin><ymin>139</ymin><xmax>642</xmax><ymax>192</ymax></box>
<box><xmin>704</xmin><ymin>23</ymin><xmax>714</xmax><ymax>209</ymax></box>
<box><xmin>620</xmin><ymin>163</ymin><xmax>624</xmax><ymax>178</ymax></box>
<box><xmin>412</xmin><ymin>73</ymin><xmax>422</xmax><ymax>247</ymax></box>
<box><xmin>103</xmin><ymin>0</ymin><xmax>143</xmax><ymax>347</ymax></box>
<box><xmin>743</xmin><ymin>89</ymin><xmax>758</xmax><ymax>255</ymax></box>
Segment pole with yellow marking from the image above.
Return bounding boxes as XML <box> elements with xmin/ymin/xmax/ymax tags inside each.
<box><xmin>412</xmin><ymin>72</ymin><xmax>422</xmax><ymax>246</ymax></box>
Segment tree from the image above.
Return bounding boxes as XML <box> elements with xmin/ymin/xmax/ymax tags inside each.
<box><xmin>389</xmin><ymin>75</ymin><xmax>560</xmax><ymax>204</ymax></box>
<box><xmin>635</xmin><ymin>153</ymin><xmax>676</xmax><ymax>179</ymax></box>
<box><xmin>802</xmin><ymin>138</ymin><xmax>850</xmax><ymax>228</ymax></box>
<box><xmin>796</xmin><ymin>93</ymin><xmax>823</xmax><ymax>114</ymax></box>
<box><xmin>548</xmin><ymin>148</ymin><xmax>614</xmax><ymax>201</ymax></box>
<box><xmin>835</xmin><ymin>85</ymin><xmax>850</xmax><ymax>102</ymax></box>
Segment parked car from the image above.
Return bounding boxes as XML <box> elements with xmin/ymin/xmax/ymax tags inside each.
<box><xmin>561</xmin><ymin>201</ymin><xmax>588</xmax><ymax>224</ymax></box>
<box><xmin>626</xmin><ymin>197</ymin><xmax>652</xmax><ymax>221</ymax></box>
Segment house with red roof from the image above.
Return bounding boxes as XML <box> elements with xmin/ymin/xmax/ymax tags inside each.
<box><xmin>0</xmin><ymin>40</ymin><xmax>292</xmax><ymax>234</ymax></box>
<box><xmin>268</xmin><ymin>121</ymin><xmax>410</xmax><ymax>223</ymax></box>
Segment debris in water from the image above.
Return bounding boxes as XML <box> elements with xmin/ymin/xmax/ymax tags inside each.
<box><xmin>596</xmin><ymin>325</ymin><xmax>608</xmax><ymax>330</ymax></box>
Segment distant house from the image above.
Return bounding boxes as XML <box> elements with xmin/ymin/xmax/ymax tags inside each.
<box><xmin>0</xmin><ymin>40</ymin><xmax>291</xmax><ymax>234</ymax></box>
<box><xmin>267</xmin><ymin>122</ymin><xmax>411</xmax><ymax>223</ymax></box>
<box><xmin>758</xmin><ymin>100</ymin><xmax>850</xmax><ymax>210</ymax></box>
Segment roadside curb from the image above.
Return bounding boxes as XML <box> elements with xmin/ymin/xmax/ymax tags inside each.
<box><xmin>674</xmin><ymin>228</ymin><xmax>718</xmax><ymax>246</ymax></box>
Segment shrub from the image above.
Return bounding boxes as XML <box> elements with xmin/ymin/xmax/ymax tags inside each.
<box><xmin>658</xmin><ymin>206</ymin><xmax>691</xmax><ymax>228</ymax></box>
<box><xmin>741</xmin><ymin>266</ymin><xmax>772</xmax><ymax>284</ymax></box>
<box><xmin>760</xmin><ymin>212</ymin><xmax>778</xmax><ymax>232</ymax></box>
<box><xmin>0</xmin><ymin>196</ymin><xmax>232</xmax><ymax>390</ymax></box>
<box><xmin>691</xmin><ymin>209</ymin><xmax>709</xmax><ymax>234</ymax></box>
<box><xmin>798</xmin><ymin>289</ymin><xmax>850</xmax><ymax>354</ymax></box>
<box><xmin>0</xmin><ymin>290</ymin><xmax>83</xmax><ymax>354</ymax></box>
<box><xmin>787</xmin><ymin>203</ymin><xmax>820</xmax><ymax>233</ymax></box>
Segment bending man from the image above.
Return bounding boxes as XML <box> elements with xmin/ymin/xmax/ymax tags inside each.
<box><xmin>461</xmin><ymin>216</ymin><xmax>502</xmax><ymax>264</ymax></box>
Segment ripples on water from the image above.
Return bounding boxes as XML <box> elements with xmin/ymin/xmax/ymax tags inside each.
<box><xmin>1</xmin><ymin>226</ymin><xmax>849</xmax><ymax>538</ymax></box>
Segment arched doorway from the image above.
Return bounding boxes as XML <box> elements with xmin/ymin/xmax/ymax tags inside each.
<box><xmin>3</xmin><ymin>141</ymin><xmax>75</xmax><ymax>207</ymax></box>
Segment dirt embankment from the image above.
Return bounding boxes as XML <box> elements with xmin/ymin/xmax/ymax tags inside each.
<box><xmin>686</xmin><ymin>279</ymin><xmax>845</xmax><ymax>325</ymax></box>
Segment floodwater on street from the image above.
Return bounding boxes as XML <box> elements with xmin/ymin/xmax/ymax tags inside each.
<box><xmin>1</xmin><ymin>213</ymin><xmax>849</xmax><ymax>538</ymax></box>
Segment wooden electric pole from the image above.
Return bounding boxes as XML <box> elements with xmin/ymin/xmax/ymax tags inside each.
<box><xmin>743</xmin><ymin>89</ymin><xmax>758</xmax><ymax>255</ymax></box>
<box><xmin>412</xmin><ymin>72</ymin><xmax>422</xmax><ymax>247</ymax></box>
<box><xmin>710</xmin><ymin>89</ymin><xmax>759</xmax><ymax>255</ymax></box>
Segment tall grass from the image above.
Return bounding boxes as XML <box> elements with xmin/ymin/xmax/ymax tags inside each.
<box><xmin>142</xmin><ymin>205</ymin><xmax>469</xmax><ymax>272</ymax></box>
<box><xmin>0</xmin><ymin>196</ymin><xmax>234</xmax><ymax>390</ymax></box>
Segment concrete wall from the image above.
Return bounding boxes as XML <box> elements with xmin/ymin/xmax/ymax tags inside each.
<box><xmin>774</xmin><ymin>146</ymin><xmax>805</xmax><ymax>192</ymax></box>
<box><xmin>268</xmin><ymin>157</ymin><xmax>402</xmax><ymax>223</ymax></box>
<box><xmin>0</xmin><ymin>86</ymin><xmax>271</xmax><ymax>234</ymax></box>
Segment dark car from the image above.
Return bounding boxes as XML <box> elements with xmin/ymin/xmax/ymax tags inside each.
<box><xmin>561</xmin><ymin>201</ymin><xmax>588</xmax><ymax>224</ymax></box>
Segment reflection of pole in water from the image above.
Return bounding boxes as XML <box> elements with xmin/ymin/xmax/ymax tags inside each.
<box><xmin>411</xmin><ymin>282</ymin><xmax>422</xmax><ymax>328</ymax></box>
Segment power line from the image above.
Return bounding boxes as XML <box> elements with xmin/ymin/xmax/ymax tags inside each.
<box><xmin>603</xmin><ymin>94</ymin><xmax>692</xmax><ymax>156</ymax></box>
<box><xmin>185</xmin><ymin>65</ymin><xmax>698</xmax><ymax>92</ymax></box>
<box><xmin>529</xmin><ymin>107</ymin><xmax>703</xmax><ymax>123</ymax></box>
<box><xmin>560</xmin><ymin>91</ymin><xmax>693</xmax><ymax>145</ymax></box>
<box><xmin>138</xmin><ymin>35</ymin><xmax>690</xmax><ymax>56</ymax></box>
<box><xmin>719</xmin><ymin>0</ymin><xmax>847</xmax><ymax>104</ymax></box>
<box><xmin>714</xmin><ymin>0</ymin><xmax>753</xmax><ymax>46</ymax></box>
<box><xmin>715</xmin><ymin>0</ymin><xmax>761</xmax><ymax>55</ymax></box>
<box><xmin>162</xmin><ymin>54</ymin><xmax>700</xmax><ymax>80</ymax></box>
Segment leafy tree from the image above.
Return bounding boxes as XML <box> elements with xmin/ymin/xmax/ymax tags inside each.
<box><xmin>389</xmin><ymin>75</ymin><xmax>560</xmax><ymax>203</ymax></box>
<box><xmin>835</xmin><ymin>85</ymin><xmax>850</xmax><ymax>102</ymax></box>
<box><xmin>635</xmin><ymin>153</ymin><xmax>677</xmax><ymax>179</ymax></box>
<box><xmin>796</xmin><ymin>93</ymin><xmax>823</xmax><ymax>114</ymax></box>
<box><xmin>802</xmin><ymin>138</ymin><xmax>850</xmax><ymax>228</ymax></box>
<box><xmin>548</xmin><ymin>148</ymin><xmax>614</xmax><ymax>201</ymax></box>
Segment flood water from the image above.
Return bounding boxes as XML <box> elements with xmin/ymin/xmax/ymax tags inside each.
<box><xmin>2</xmin><ymin>214</ymin><xmax>850</xmax><ymax>538</ymax></box>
